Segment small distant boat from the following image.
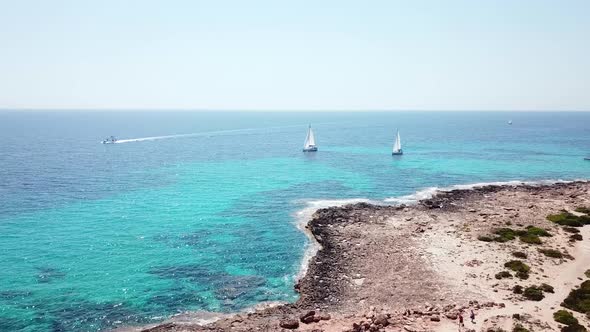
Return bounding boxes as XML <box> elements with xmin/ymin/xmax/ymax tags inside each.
<box><xmin>508</xmin><ymin>120</ymin><xmax>513</xmax><ymax>125</ymax></box>
<box><xmin>585</xmin><ymin>157</ymin><xmax>590</xmax><ymax>161</ymax></box>
<box><xmin>392</xmin><ymin>130</ymin><xmax>403</xmax><ymax>155</ymax></box>
<box><xmin>102</xmin><ymin>136</ymin><xmax>117</xmax><ymax>144</ymax></box>
<box><xmin>302</xmin><ymin>124</ymin><xmax>317</xmax><ymax>152</ymax></box>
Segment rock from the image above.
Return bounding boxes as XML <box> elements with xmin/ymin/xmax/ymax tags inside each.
<box><xmin>430</xmin><ymin>316</ymin><xmax>440</xmax><ymax>322</ymax></box>
<box><xmin>445</xmin><ymin>312</ymin><xmax>458</xmax><ymax>320</ymax></box>
<box><xmin>279</xmin><ymin>319</ymin><xmax>299</xmax><ymax>329</ymax></box>
<box><xmin>300</xmin><ymin>310</ymin><xmax>315</xmax><ymax>320</ymax></box>
<box><xmin>374</xmin><ymin>314</ymin><xmax>389</xmax><ymax>326</ymax></box>
<box><xmin>318</xmin><ymin>313</ymin><xmax>331</xmax><ymax>321</ymax></box>
<box><xmin>301</xmin><ymin>315</ymin><xmax>316</xmax><ymax>324</ymax></box>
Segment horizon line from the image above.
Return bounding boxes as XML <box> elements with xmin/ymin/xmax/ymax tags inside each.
<box><xmin>1</xmin><ymin>108</ymin><xmax>589</xmax><ymax>113</ymax></box>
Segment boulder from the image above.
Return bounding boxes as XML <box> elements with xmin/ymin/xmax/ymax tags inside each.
<box><xmin>279</xmin><ymin>319</ymin><xmax>299</xmax><ymax>329</ymax></box>
<box><xmin>374</xmin><ymin>314</ymin><xmax>389</xmax><ymax>326</ymax></box>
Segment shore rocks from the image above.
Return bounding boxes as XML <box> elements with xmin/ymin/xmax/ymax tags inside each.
<box><xmin>279</xmin><ymin>318</ymin><xmax>299</xmax><ymax>329</ymax></box>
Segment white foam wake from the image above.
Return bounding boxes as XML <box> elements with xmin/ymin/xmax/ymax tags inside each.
<box><xmin>383</xmin><ymin>179</ymin><xmax>578</xmax><ymax>205</ymax></box>
<box><xmin>111</xmin><ymin>123</ymin><xmax>325</xmax><ymax>144</ymax></box>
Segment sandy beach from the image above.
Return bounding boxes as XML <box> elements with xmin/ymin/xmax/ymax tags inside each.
<box><xmin>123</xmin><ymin>181</ymin><xmax>590</xmax><ymax>332</ymax></box>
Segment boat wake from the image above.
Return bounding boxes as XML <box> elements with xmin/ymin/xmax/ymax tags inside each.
<box><xmin>112</xmin><ymin>124</ymin><xmax>324</xmax><ymax>144</ymax></box>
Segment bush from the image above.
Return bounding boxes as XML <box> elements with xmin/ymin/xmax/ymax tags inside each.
<box><xmin>526</xmin><ymin>226</ymin><xmax>552</xmax><ymax>237</ymax></box>
<box><xmin>570</xmin><ymin>234</ymin><xmax>583</xmax><ymax>242</ymax></box>
<box><xmin>513</xmin><ymin>285</ymin><xmax>524</xmax><ymax>294</ymax></box>
<box><xmin>585</xmin><ymin>270</ymin><xmax>590</xmax><ymax>278</ymax></box>
<box><xmin>505</xmin><ymin>260</ymin><xmax>531</xmax><ymax>273</ymax></box>
<box><xmin>494</xmin><ymin>228</ymin><xmax>517</xmax><ymax>242</ymax></box>
<box><xmin>554</xmin><ymin>310</ymin><xmax>579</xmax><ymax>326</ymax></box>
<box><xmin>516</xmin><ymin>271</ymin><xmax>530</xmax><ymax>280</ymax></box>
<box><xmin>513</xmin><ymin>324</ymin><xmax>530</xmax><ymax>332</ymax></box>
<box><xmin>564</xmin><ymin>227</ymin><xmax>581</xmax><ymax>233</ymax></box>
<box><xmin>495</xmin><ymin>271</ymin><xmax>512</xmax><ymax>279</ymax></box>
<box><xmin>561</xmin><ymin>323</ymin><xmax>587</xmax><ymax>332</ymax></box>
<box><xmin>478</xmin><ymin>235</ymin><xmax>494</xmax><ymax>242</ymax></box>
<box><xmin>541</xmin><ymin>283</ymin><xmax>555</xmax><ymax>293</ymax></box>
<box><xmin>539</xmin><ymin>248</ymin><xmax>564</xmax><ymax>258</ymax></box>
<box><xmin>575</xmin><ymin>207</ymin><xmax>590</xmax><ymax>214</ymax></box>
<box><xmin>523</xmin><ymin>286</ymin><xmax>544</xmax><ymax>301</ymax></box>
<box><xmin>562</xmin><ymin>280</ymin><xmax>590</xmax><ymax>313</ymax></box>
<box><xmin>548</xmin><ymin>211</ymin><xmax>585</xmax><ymax>227</ymax></box>
<box><xmin>512</xmin><ymin>251</ymin><xmax>528</xmax><ymax>259</ymax></box>
<box><xmin>520</xmin><ymin>233</ymin><xmax>542</xmax><ymax>244</ymax></box>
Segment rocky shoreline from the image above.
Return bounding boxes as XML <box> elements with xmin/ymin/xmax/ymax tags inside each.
<box><xmin>124</xmin><ymin>181</ymin><xmax>590</xmax><ymax>332</ymax></box>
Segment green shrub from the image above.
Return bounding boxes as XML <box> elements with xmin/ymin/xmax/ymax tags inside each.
<box><xmin>548</xmin><ymin>211</ymin><xmax>585</xmax><ymax>227</ymax></box>
<box><xmin>495</xmin><ymin>271</ymin><xmax>512</xmax><ymax>279</ymax></box>
<box><xmin>505</xmin><ymin>260</ymin><xmax>531</xmax><ymax>273</ymax></box>
<box><xmin>570</xmin><ymin>234</ymin><xmax>583</xmax><ymax>241</ymax></box>
<box><xmin>478</xmin><ymin>235</ymin><xmax>493</xmax><ymax>242</ymax></box>
<box><xmin>561</xmin><ymin>323</ymin><xmax>587</xmax><ymax>332</ymax></box>
<box><xmin>486</xmin><ymin>329</ymin><xmax>507</xmax><ymax>332</ymax></box>
<box><xmin>562</xmin><ymin>280</ymin><xmax>590</xmax><ymax>313</ymax></box>
<box><xmin>575</xmin><ymin>207</ymin><xmax>590</xmax><ymax>214</ymax></box>
<box><xmin>554</xmin><ymin>310</ymin><xmax>579</xmax><ymax>326</ymax></box>
<box><xmin>494</xmin><ymin>228</ymin><xmax>517</xmax><ymax>242</ymax></box>
<box><xmin>512</xmin><ymin>251</ymin><xmax>528</xmax><ymax>259</ymax></box>
<box><xmin>513</xmin><ymin>285</ymin><xmax>524</xmax><ymax>294</ymax></box>
<box><xmin>520</xmin><ymin>233</ymin><xmax>542</xmax><ymax>244</ymax></box>
<box><xmin>523</xmin><ymin>286</ymin><xmax>544</xmax><ymax>301</ymax></box>
<box><xmin>564</xmin><ymin>227</ymin><xmax>581</xmax><ymax>233</ymax></box>
<box><xmin>541</xmin><ymin>283</ymin><xmax>555</xmax><ymax>293</ymax></box>
<box><xmin>516</xmin><ymin>271</ymin><xmax>530</xmax><ymax>280</ymax></box>
<box><xmin>579</xmin><ymin>215</ymin><xmax>590</xmax><ymax>224</ymax></box>
<box><xmin>513</xmin><ymin>324</ymin><xmax>530</xmax><ymax>332</ymax></box>
<box><xmin>526</xmin><ymin>226</ymin><xmax>552</xmax><ymax>237</ymax></box>
<box><xmin>585</xmin><ymin>270</ymin><xmax>590</xmax><ymax>278</ymax></box>
<box><xmin>539</xmin><ymin>248</ymin><xmax>564</xmax><ymax>258</ymax></box>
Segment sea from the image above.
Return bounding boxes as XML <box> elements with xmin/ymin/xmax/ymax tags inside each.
<box><xmin>0</xmin><ymin>111</ymin><xmax>588</xmax><ymax>332</ymax></box>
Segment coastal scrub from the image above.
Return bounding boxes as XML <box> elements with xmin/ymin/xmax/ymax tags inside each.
<box><xmin>562</xmin><ymin>280</ymin><xmax>590</xmax><ymax>313</ymax></box>
<box><xmin>553</xmin><ymin>310</ymin><xmax>578</xmax><ymax>326</ymax></box>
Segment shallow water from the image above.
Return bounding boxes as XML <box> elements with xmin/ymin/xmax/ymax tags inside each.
<box><xmin>0</xmin><ymin>111</ymin><xmax>588</xmax><ymax>331</ymax></box>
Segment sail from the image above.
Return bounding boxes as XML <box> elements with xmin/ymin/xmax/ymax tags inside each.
<box><xmin>304</xmin><ymin>125</ymin><xmax>316</xmax><ymax>148</ymax></box>
<box><xmin>393</xmin><ymin>130</ymin><xmax>401</xmax><ymax>152</ymax></box>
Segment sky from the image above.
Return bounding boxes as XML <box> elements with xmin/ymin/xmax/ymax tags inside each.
<box><xmin>0</xmin><ymin>0</ymin><xmax>589</xmax><ymax>111</ymax></box>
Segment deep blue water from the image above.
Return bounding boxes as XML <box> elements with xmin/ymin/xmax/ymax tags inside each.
<box><xmin>0</xmin><ymin>111</ymin><xmax>589</xmax><ymax>331</ymax></box>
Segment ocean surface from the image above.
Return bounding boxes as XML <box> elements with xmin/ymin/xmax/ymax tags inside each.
<box><xmin>0</xmin><ymin>111</ymin><xmax>589</xmax><ymax>331</ymax></box>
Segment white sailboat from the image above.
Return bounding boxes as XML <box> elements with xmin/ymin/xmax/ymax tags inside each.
<box><xmin>302</xmin><ymin>124</ymin><xmax>318</xmax><ymax>152</ymax></box>
<box><xmin>392</xmin><ymin>130</ymin><xmax>403</xmax><ymax>155</ymax></box>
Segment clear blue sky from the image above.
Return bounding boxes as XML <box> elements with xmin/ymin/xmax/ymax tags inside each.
<box><xmin>0</xmin><ymin>0</ymin><xmax>588</xmax><ymax>111</ymax></box>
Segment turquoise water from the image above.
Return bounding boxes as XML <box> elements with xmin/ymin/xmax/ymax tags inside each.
<box><xmin>0</xmin><ymin>111</ymin><xmax>589</xmax><ymax>331</ymax></box>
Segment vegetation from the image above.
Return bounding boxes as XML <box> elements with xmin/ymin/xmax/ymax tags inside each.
<box><xmin>520</xmin><ymin>233</ymin><xmax>542</xmax><ymax>244</ymax></box>
<box><xmin>561</xmin><ymin>324</ymin><xmax>587</xmax><ymax>332</ymax></box>
<box><xmin>554</xmin><ymin>310</ymin><xmax>579</xmax><ymax>326</ymax></box>
<box><xmin>513</xmin><ymin>285</ymin><xmax>524</xmax><ymax>294</ymax></box>
<box><xmin>547</xmin><ymin>211</ymin><xmax>588</xmax><ymax>227</ymax></box>
<box><xmin>539</xmin><ymin>248</ymin><xmax>564</xmax><ymax>259</ymax></box>
<box><xmin>512</xmin><ymin>251</ymin><xmax>528</xmax><ymax>259</ymax></box>
<box><xmin>526</xmin><ymin>225</ymin><xmax>552</xmax><ymax>237</ymax></box>
<box><xmin>570</xmin><ymin>234</ymin><xmax>583</xmax><ymax>242</ymax></box>
<box><xmin>562</xmin><ymin>280</ymin><xmax>590</xmax><ymax>313</ymax></box>
<box><xmin>494</xmin><ymin>228</ymin><xmax>518</xmax><ymax>242</ymax></box>
<box><xmin>523</xmin><ymin>286</ymin><xmax>544</xmax><ymax>301</ymax></box>
<box><xmin>575</xmin><ymin>207</ymin><xmax>590</xmax><ymax>214</ymax></box>
<box><xmin>478</xmin><ymin>235</ymin><xmax>494</xmax><ymax>242</ymax></box>
<box><xmin>505</xmin><ymin>260</ymin><xmax>530</xmax><ymax>273</ymax></box>
<box><xmin>585</xmin><ymin>270</ymin><xmax>590</xmax><ymax>278</ymax></box>
<box><xmin>495</xmin><ymin>271</ymin><xmax>512</xmax><ymax>279</ymax></box>
<box><xmin>512</xmin><ymin>324</ymin><xmax>530</xmax><ymax>332</ymax></box>
<box><xmin>541</xmin><ymin>283</ymin><xmax>555</xmax><ymax>293</ymax></box>
<box><xmin>504</xmin><ymin>260</ymin><xmax>530</xmax><ymax>280</ymax></box>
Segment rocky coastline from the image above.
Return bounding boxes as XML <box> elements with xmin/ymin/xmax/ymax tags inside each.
<box><xmin>123</xmin><ymin>181</ymin><xmax>590</xmax><ymax>332</ymax></box>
